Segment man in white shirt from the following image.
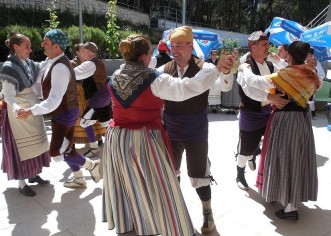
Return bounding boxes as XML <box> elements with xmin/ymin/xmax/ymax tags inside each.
<box><xmin>157</xmin><ymin>26</ymin><xmax>234</xmax><ymax>234</ymax></box>
<box><xmin>73</xmin><ymin>42</ymin><xmax>112</xmax><ymax>157</ymax></box>
<box><xmin>236</xmin><ymin>31</ymin><xmax>288</xmax><ymax>191</ymax></box>
<box><xmin>18</xmin><ymin>29</ymin><xmax>101</xmax><ymax>189</ymax></box>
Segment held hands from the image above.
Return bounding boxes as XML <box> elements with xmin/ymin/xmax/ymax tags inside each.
<box><xmin>216</xmin><ymin>52</ymin><xmax>235</xmax><ymax>74</ymax></box>
<box><xmin>267</xmin><ymin>93</ymin><xmax>289</xmax><ymax>109</ymax></box>
<box><xmin>16</xmin><ymin>108</ymin><xmax>32</xmax><ymax>119</ymax></box>
<box><xmin>305</xmin><ymin>57</ymin><xmax>317</xmax><ymax>71</ymax></box>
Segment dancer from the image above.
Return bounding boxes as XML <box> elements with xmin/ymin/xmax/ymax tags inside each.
<box><xmin>103</xmin><ymin>33</ymin><xmax>233</xmax><ymax>235</ymax></box>
<box><xmin>17</xmin><ymin>29</ymin><xmax>101</xmax><ymax>189</ymax></box>
<box><xmin>0</xmin><ymin>33</ymin><xmax>51</xmax><ymax>197</ymax></box>
<box><xmin>160</xmin><ymin>26</ymin><xmax>234</xmax><ymax>233</ymax></box>
<box><xmin>239</xmin><ymin>41</ymin><xmax>320</xmax><ymax>220</ymax></box>
<box><xmin>70</xmin><ymin>43</ymin><xmax>106</xmax><ymax>146</ymax></box>
<box><xmin>74</xmin><ymin>42</ymin><xmax>112</xmax><ymax>157</ymax></box>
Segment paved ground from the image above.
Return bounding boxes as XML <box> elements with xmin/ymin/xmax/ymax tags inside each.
<box><xmin>0</xmin><ymin>110</ymin><xmax>331</xmax><ymax>236</ymax></box>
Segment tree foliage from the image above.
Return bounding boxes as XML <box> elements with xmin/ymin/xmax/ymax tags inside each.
<box><xmin>120</xmin><ymin>0</ymin><xmax>330</xmax><ymax>33</ymax></box>
<box><xmin>106</xmin><ymin>0</ymin><xmax>121</xmax><ymax>58</ymax></box>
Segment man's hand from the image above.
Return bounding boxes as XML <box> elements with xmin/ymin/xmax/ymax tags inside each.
<box><xmin>305</xmin><ymin>57</ymin><xmax>317</xmax><ymax>71</ymax></box>
<box><xmin>267</xmin><ymin>93</ymin><xmax>289</xmax><ymax>109</ymax></box>
<box><xmin>217</xmin><ymin>53</ymin><xmax>234</xmax><ymax>74</ymax></box>
<box><xmin>16</xmin><ymin>108</ymin><xmax>32</xmax><ymax>119</ymax></box>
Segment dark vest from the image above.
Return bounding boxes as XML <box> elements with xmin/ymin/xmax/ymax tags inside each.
<box><xmin>82</xmin><ymin>57</ymin><xmax>107</xmax><ymax>99</ymax></box>
<box><xmin>156</xmin><ymin>52</ymin><xmax>172</xmax><ymax>68</ymax></box>
<box><xmin>163</xmin><ymin>56</ymin><xmax>206</xmax><ymax>115</ymax></box>
<box><xmin>238</xmin><ymin>55</ymin><xmax>274</xmax><ymax>112</ymax></box>
<box><xmin>42</xmin><ymin>55</ymin><xmax>78</xmax><ymax>116</ymax></box>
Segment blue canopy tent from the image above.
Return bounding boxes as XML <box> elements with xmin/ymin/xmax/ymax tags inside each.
<box><xmin>265</xmin><ymin>17</ymin><xmax>306</xmax><ymax>46</ymax></box>
<box><xmin>301</xmin><ymin>21</ymin><xmax>331</xmax><ymax>47</ymax></box>
<box><xmin>154</xmin><ymin>28</ymin><xmax>223</xmax><ymax>61</ymax></box>
<box><xmin>300</xmin><ymin>21</ymin><xmax>331</xmax><ymax>61</ymax></box>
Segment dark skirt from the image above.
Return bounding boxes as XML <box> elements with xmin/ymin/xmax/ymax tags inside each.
<box><xmin>260</xmin><ymin>111</ymin><xmax>318</xmax><ymax>208</ymax></box>
<box><xmin>1</xmin><ymin>108</ymin><xmax>51</xmax><ymax>180</ymax></box>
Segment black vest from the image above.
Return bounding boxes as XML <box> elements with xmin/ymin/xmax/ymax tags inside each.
<box><xmin>238</xmin><ymin>55</ymin><xmax>274</xmax><ymax>112</ymax></box>
<box><xmin>163</xmin><ymin>56</ymin><xmax>206</xmax><ymax>115</ymax></box>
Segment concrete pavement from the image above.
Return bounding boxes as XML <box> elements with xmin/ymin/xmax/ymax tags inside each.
<box><xmin>0</xmin><ymin>110</ymin><xmax>331</xmax><ymax>236</ymax></box>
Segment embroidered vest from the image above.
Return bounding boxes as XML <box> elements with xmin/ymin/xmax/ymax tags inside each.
<box><xmin>238</xmin><ymin>55</ymin><xmax>274</xmax><ymax>112</ymax></box>
<box><xmin>42</xmin><ymin>55</ymin><xmax>78</xmax><ymax>116</ymax></box>
<box><xmin>163</xmin><ymin>56</ymin><xmax>206</xmax><ymax>115</ymax></box>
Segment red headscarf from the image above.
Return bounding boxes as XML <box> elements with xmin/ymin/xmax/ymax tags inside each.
<box><xmin>158</xmin><ymin>40</ymin><xmax>169</xmax><ymax>52</ymax></box>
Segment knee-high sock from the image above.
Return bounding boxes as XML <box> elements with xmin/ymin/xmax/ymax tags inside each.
<box><xmin>196</xmin><ymin>185</ymin><xmax>211</xmax><ymax>202</ymax></box>
<box><xmin>308</xmin><ymin>101</ymin><xmax>315</xmax><ymax>111</ymax></box>
<box><xmin>237</xmin><ymin>154</ymin><xmax>252</xmax><ymax>168</ymax></box>
<box><xmin>84</xmin><ymin>125</ymin><xmax>96</xmax><ymax>143</ymax></box>
<box><xmin>64</xmin><ymin>153</ymin><xmax>86</xmax><ymax>171</ymax></box>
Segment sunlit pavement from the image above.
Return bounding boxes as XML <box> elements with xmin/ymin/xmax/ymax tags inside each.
<box><xmin>1</xmin><ymin>110</ymin><xmax>331</xmax><ymax>236</ymax></box>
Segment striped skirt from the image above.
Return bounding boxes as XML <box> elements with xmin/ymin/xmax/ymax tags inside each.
<box><xmin>102</xmin><ymin>127</ymin><xmax>195</xmax><ymax>236</ymax></box>
<box><xmin>1</xmin><ymin>108</ymin><xmax>51</xmax><ymax>180</ymax></box>
<box><xmin>261</xmin><ymin>111</ymin><xmax>318</xmax><ymax>208</ymax></box>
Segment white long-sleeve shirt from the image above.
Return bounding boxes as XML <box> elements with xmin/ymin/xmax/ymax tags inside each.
<box><xmin>74</xmin><ymin>60</ymin><xmax>96</xmax><ymax>80</ymax></box>
<box><xmin>156</xmin><ymin>61</ymin><xmax>234</xmax><ymax>97</ymax></box>
<box><xmin>237</xmin><ymin>60</ymin><xmax>278</xmax><ymax>102</ymax></box>
<box><xmin>30</xmin><ymin>53</ymin><xmax>71</xmax><ymax>116</ymax></box>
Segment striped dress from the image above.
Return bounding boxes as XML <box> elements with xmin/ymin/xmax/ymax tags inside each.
<box><xmin>261</xmin><ymin>110</ymin><xmax>318</xmax><ymax>208</ymax></box>
<box><xmin>102</xmin><ymin>64</ymin><xmax>195</xmax><ymax>235</ymax></box>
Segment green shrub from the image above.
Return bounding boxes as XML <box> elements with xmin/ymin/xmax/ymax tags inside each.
<box><xmin>0</xmin><ymin>25</ymin><xmax>44</xmax><ymax>61</ymax></box>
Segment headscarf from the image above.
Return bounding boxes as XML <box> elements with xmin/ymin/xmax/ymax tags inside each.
<box><xmin>45</xmin><ymin>29</ymin><xmax>68</xmax><ymax>51</ymax></box>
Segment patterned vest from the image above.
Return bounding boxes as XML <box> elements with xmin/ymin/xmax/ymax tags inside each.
<box><xmin>238</xmin><ymin>55</ymin><xmax>274</xmax><ymax>112</ymax></box>
<box><xmin>163</xmin><ymin>56</ymin><xmax>206</xmax><ymax>115</ymax></box>
<box><xmin>42</xmin><ymin>55</ymin><xmax>78</xmax><ymax>116</ymax></box>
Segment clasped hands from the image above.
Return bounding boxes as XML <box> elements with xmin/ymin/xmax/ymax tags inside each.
<box><xmin>216</xmin><ymin>52</ymin><xmax>235</xmax><ymax>74</ymax></box>
<box><xmin>16</xmin><ymin>108</ymin><xmax>32</xmax><ymax>119</ymax></box>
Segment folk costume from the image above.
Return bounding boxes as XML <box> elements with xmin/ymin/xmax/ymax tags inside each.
<box><xmin>0</xmin><ymin>54</ymin><xmax>50</xmax><ymax>181</ymax></box>
<box><xmin>74</xmin><ymin>42</ymin><xmax>112</xmax><ymax>158</ymax></box>
<box><xmin>103</xmin><ymin>61</ymin><xmax>222</xmax><ymax>236</ymax></box>
<box><xmin>240</xmin><ymin>63</ymin><xmax>320</xmax><ymax>217</ymax></box>
<box><xmin>70</xmin><ymin>57</ymin><xmax>105</xmax><ymax>144</ymax></box>
<box><xmin>236</xmin><ymin>43</ymin><xmax>275</xmax><ymax>190</ymax></box>
<box><xmin>29</xmin><ymin>29</ymin><xmax>101</xmax><ymax>189</ymax></box>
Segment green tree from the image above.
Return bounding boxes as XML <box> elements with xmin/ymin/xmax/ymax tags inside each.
<box><xmin>106</xmin><ymin>0</ymin><xmax>121</xmax><ymax>58</ymax></box>
<box><xmin>44</xmin><ymin>0</ymin><xmax>60</xmax><ymax>32</ymax></box>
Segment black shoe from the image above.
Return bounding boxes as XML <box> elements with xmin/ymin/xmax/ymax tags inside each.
<box><xmin>236</xmin><ymin>166</ymin><xmax>249</xmax><ymax>190</ymax></box>
<box><xmin>275</xmin><ymin>209</ymin><xmax>299</xmax><ymax>220</ymax></box>
<box><xmin>28</xmin><ymin>175</ymin><xmax>50</xmax><ymax>184</ymax></box>
<box><xmin>19</xmin><ymin>185</ymin><xmax>36</xmax><ymax>197</ymax></box>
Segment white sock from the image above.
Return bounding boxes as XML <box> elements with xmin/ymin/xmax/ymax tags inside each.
<box><xmin>284</xmin><ymin>203</ymin><xmax>298</xmax><ymax>212</ymax></box>
<box><xmin>90</xmin><ymin>142</ymin><xmax>98</xmax><ymax>149</ymax></box>
<box><xmin>18</xmin><ymin>179</ymin><xmax>27</xmax><ymax>188</ymax></box>
<box><xmin>82</xmin><ymin>158</ymin><xmax>95</xmax><ymax>170</ymax></box>
<box><xmin>237</xmin><ymin>154</ymin><xmax>251</xmax><ymax>168</ymax></box>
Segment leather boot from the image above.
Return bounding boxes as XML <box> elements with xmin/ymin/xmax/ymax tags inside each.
<box><xmin>201</xmin><ymin>199</ymin><xmax>214</xmax><ymax>234</ymax></box>
<box><xmin>236</xmin><ymin>166</ymin><xmax>249</xmax><ymax>191</ymax></box>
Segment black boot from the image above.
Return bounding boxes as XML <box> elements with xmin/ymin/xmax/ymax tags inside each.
<box><xmin>236</xmin><ymin>166</ymin><xmax>249</xmax><ymax>191</ymax></box>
